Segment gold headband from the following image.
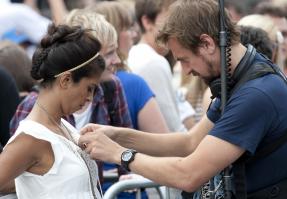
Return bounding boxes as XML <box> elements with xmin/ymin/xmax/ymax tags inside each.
<box><xmin>54</xmin><ymin>52</ymin><xmax>100</xmax><ymax>78</ymax></box>
<box><xmin>37</xmin><ymin>52</ymin><xmax>100</xmax><ymax>83</ymax></box>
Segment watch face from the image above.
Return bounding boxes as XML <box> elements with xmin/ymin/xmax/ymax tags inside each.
<box><xmin>122</xmin><ymin>151</ymin><xmax>133</xmax><ymax>161</ymax></box>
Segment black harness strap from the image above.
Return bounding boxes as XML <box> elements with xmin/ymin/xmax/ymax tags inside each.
<box><xmin>231</xmin><ymin>62</ymin><xmax>287</xmax><ymax>199</ymax></box>
<box><xmin>232</xmin><ymin>162</ymin><xmax>246</xmax><ymax>199</ymax></box>
<box><xmin>233</xmin><ymin>129</ymin><xmax>287</xmax><ymax>199</ymax></box>
<box><xmin>247</xmin><ymin>178</ymin><xmax>287</xmax><ymax>199</ymax></box>
<box><xmin>230</xmin><ymin>62</ymin><xmax>274</xmax><ymax>199</ymax></box>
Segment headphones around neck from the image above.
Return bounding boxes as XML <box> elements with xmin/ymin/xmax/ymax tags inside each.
<box><xmin>209</xmin><ymin>44</ymin><xmax>257</xmax><ymax>99</ymax></box>
<box><xmin>209</xmin><ymin>44</ymin><xmax>287</xmax><ymax>100</ymax></box>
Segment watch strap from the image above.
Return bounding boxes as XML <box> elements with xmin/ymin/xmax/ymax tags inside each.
<box><xmin>121</xmin><ymin>149</ymin><xmax>138</xmax><ymax>172</ymax></box>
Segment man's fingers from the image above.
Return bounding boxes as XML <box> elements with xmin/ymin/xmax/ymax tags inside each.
<box><xmin>84</xmin><ymin>142</ymin><xmax>94</xmax><ymax>154</ymax></box>
<box><xmin>80</xmin><ymin>123</ymin><xmax>101</xmax><ymax>135</ymax></box>
<box><xmin>80</xmin><ymin>124</ymin><xmax>94</xmax><ymax>135</ymax></box>
<box><xmin>78</xmin><ymin>134</ymin><xmax>93</xmax><ymax>147</ymax></box>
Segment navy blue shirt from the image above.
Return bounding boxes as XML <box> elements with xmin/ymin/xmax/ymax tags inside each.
<box><xmin>207</xmin><ymin>53</ymin><xmax>287</xmax><ymax>193</ymax></box>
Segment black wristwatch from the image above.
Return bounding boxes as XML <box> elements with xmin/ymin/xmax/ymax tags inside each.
<box><xmin>121</xmin><ymin>149</ymin><xmax>138</xmax><ymax>172</ymax></box>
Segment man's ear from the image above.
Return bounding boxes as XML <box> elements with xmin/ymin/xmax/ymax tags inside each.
<box><xmin>198</xmin><ymin>34</ymin><xmax>216</xmax><ymax>55</ymax></box>
<box><xmin>58</xmin><ymin>72</ymin><xmax>73</xmax><ymax>89</ymax></box>
<box><xmin>141</xmin><ymin>15</ymin><xmax>154</xmax><ymax>32</ymax></box>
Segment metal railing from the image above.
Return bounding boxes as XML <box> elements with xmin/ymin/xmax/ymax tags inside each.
<box><xmin>0</xmin><ymin>194</ymin><xmax>17</xmax><ymax>199</ymax></box>
<box><xmin>103</xmin><ymin>178</ymin><xmax>165</xmax><ymax>199</ymax></box>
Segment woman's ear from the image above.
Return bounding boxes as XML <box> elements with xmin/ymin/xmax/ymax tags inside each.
<box><xmin>58</xmin><ymin>72</ymin><xmax>73</xmax><ymax>89</ymax></box>
<box><xmin>199</xmin><ymin>34</ymin><xmax>216</xmax><ymax>55</ymax></box>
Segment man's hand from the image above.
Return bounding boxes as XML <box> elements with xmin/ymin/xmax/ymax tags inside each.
<box><xmin>79</xmin><ymin>125</ymin><xmax>125</xmax><ymax>164</ymax></box>
<box><xmin>80</xmin><ymin>123</ymin><xmax>117</xmax><ymax>139</ymax></box>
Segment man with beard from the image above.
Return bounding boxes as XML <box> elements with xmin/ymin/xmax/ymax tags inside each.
<box><xmin>79</xmin><ymin>0</ymin><xmax>287</xmax><ymax>198</ymax></box>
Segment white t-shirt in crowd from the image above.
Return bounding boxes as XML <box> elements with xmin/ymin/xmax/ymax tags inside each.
<box><xmin>128</xmin><ymin>43</ymin><xmax>188</xmax><ymax>132</ymax></box>
<box><xmin>0</xmin><ymin>3</ymin><xmax>50</xmax><ymax>44</ymax></box>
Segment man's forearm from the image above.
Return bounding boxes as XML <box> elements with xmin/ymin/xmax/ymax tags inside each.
<box><xmin>115</xmin><ymin>128</ymin><xmax>193</xmax><ymax>157</ymax></box>
<box><xmin>115</xmin><ymin>115</ymin><xmax>214</xmax><ymax>157</ymax></box>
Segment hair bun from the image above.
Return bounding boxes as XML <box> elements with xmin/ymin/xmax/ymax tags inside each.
<box><xmin>31</xmin><ymin>24</ymin><xmax>84</xmax><ymax>81</ymax></box>
<box><xmin>41</xmin><ymin>24</ymin><xmax>84</xmax><ymax>48</ymax></box>
<box><xmin>31</xmin><ymin>23</ymin><xmax>101</xmax><ymax>83</ymax></box>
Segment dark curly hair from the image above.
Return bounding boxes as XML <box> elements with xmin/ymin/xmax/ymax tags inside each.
<box><xmin>240</xmin><ymin>26</ymin><xmax>273</xmax><ymax>60</ymax></box>
<box><xmin>31</xmin><ymin>23</ymin><xmax>105</xmax><ymax>87</ymax></box>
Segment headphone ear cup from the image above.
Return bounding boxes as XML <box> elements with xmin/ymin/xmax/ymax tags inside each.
<box><xmin>209</xmin><ymin>78</ymin><xmax>222</xmax><ymax>98</ymax></box>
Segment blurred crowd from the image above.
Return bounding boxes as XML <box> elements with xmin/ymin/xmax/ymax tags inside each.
<box><xmin>0</xmin><ymin>0</ymin><xmax>286</xmax><ymax>198</ymax></box>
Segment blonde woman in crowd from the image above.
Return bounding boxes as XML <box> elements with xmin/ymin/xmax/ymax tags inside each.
<box><xmin>90</xmin><ymin>1</ymin><xmax>169</xmax><ymax>133</ymax></box>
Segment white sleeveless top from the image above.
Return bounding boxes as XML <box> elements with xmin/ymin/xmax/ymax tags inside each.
<box><xmin>7</xmin><ymin>119</ymin><xmax>102</xmax><ymax>199</ymax></box>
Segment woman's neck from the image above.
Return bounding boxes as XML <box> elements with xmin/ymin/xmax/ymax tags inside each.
<box><xmin>29</xmin><ymin>90</ymin><xmax>63</xmax><ymax>128</ymax></box>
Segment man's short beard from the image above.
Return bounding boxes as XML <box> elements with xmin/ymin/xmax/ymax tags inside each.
<box><xmin>201</xmin><ymin>58</ymin><xmax>219</xmax><ymax>85</ymax></box>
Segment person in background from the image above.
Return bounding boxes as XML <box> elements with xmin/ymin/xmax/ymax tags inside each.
<box><xmin>0</xmin><ymin>67</ymin><xmax>19</xmax><ymax>147</ymax></box>
<box><xmin>224</xmin><ymin>0</ymin><xmax>247</xmax><ymax>22</ymax></box>
<box><xmin>128</xmin><ymin>0</ymin><xmax>193</xmax><ymax>132</ymax></box>
<box><xmin>0</xmin><ymin>41</ymin><xmax>35</xmax><ymax>101</ymax></box>
<box><xmin>271</xmin><ymin>0</ymin><xmax>287</xmax><ymax>75</ymax></box>
<box><xmin>180</xmin><ymin>76</ymin><xmax>210</xmax><ymax>123</ymax></box>
<box><xmin>117</xmin><ymin>0</ymin><xmax>142</xmax><ymax>45</ymax></box>
<box><xmin>240</xmin><ymin>26</ymin><xmax>274</xmax><ymax>60</ymax></box>
<box><xmin>0</xmin><ymin>1</ymin><xmax>50</xmax><ymax>58</ymax></box>
<box><xmin>255</xmin><ymin>1</ymin><xmax>287</xmax><ymax>71</ymax></box>
<box><xmin>238</xmin><ymin>14</ymin><xmax>285</xmax><ymax>69</ymax></box>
